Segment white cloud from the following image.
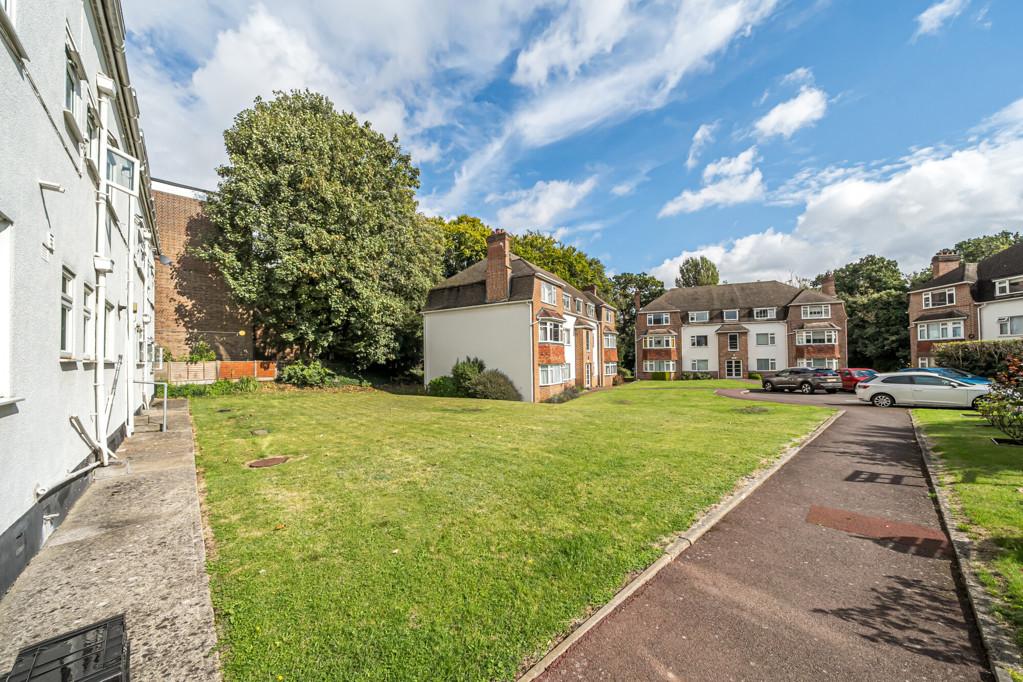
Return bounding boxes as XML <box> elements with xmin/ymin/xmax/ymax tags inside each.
<box><xmin>780</xmin><ymin>66</ymin><xmax>814</xmax><ymax>86</ymax></box>
<box><xmin>492</xmin><ymin>176</ymin><xmax>599</xmax><ymax>231</ymax></box>
<box><xmin>659</xmin><ymin>146</ymin><xmax>765</xmax><ymax>216</ymax></box>
<box><xmin>754</xmin><ymin>86</ymin><xmax>828</xmax><ymax>139</ymax></box>
<box><xmin>652</xmin><ymin>97</ymin><xmax>1023</xmax><ymax>284</ymax></box>
<box><xmin>686</xmin><ymin>122</ymin><xmax>718</xmax><ymax>170</ymax></box>
<box><xmin>913</xmin><ymin>0</ymin><xmax>968</xmax><ymax>39</ymax></box>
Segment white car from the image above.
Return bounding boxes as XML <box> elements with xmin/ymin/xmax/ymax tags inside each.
<box><xmin>855</xmin><ymin>371</ymin><xmax>991</xmax><ymax>408</ymax></box>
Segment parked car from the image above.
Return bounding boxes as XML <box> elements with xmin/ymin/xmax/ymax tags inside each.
<box><xmin>896</xmin><ymin>366</ymin><xmax>990</xmax><ymax>384</ymax></box>
<box><xmin>856</xmin><ymin>371</ymin><xmax>991</xmax><ymax>408</ymax></box>
<box><xmin>762</xmin><ymin>368</ymin><xmax>842</xmax><ymax>394</ymax></box>
<box><xmin>838</xmin><ymin>368</ymin><xmax>877</xmax><ymax>392</ymax></box>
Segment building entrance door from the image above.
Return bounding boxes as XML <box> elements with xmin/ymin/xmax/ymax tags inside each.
<box><xmin>725</xmin><ymin>359</ymin><xmax>743</xmax><ymax>378</ymax></box>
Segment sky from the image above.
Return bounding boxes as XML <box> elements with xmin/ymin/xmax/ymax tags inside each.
<box><xmin>124</xmin><ymin>0</ymin><xmax>1023</xmax><ymax>286</ymax></box>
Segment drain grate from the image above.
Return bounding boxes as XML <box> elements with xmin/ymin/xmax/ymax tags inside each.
<box><xmin>248</xmin><ymin>456</ymin><xmax>290</xmax><ymax>468</ymax></box>
<box><xmin>3</xmin><ymin>614</ymin><xmax>129</xmax><ymax>681</ymax></box>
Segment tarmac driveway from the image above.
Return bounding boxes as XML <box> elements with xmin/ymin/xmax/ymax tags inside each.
<box><xmin>540</xmin><ymin>389</ymin><xmax>990</xmax><ymax>681</ymax></box>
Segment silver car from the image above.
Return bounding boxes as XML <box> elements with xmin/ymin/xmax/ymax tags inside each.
<box><xmin>855</xmin><ymin>371</ymin><xmax>991</xmax><ymax>408</ymax></box>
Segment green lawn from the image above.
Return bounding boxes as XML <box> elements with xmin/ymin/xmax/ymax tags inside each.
<box><xmin>192</xmin><ymin>380</ymin><xmax>829</xmax><ymax>681</ymax></box>
<box><xmin>914</xmin><ymin>409</ymin><xmax>1023</xmax><ymax>654</ymax></box>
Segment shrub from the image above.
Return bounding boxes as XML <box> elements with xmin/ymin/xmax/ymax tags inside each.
<box><xmin>978</xmin><ymin>355</ymin><xmax>1023</xmax><ymax>441</ymax></box>
<box><xmin>934</xmin><ymin>339</ymin><xmax>1023</xmax><ymax>377</ymax></box>
<box><xmin>467</xmin><ymin>369</ymin><xmax>522</xmax><ymax>401</ymax></box>
<box><xmin>545</xmin><ymin>386</ymin><xmax>581</xmax><ymax>403</ymax></box>
<box><xmin>748</xmin><ymin>372</ymin><xmax>763</xmax><ymax>381</ymax></box>
<box><xmin>427</xmin><ymin>375</ymin><xmax>461</xmax><ymax>397</ymax></box>
<box><xmin>167</xmin><ymin>379</ymin><xmax>259</xmax><ymax>398</ymax></box>
<box><xmin>452</xmin><ymin>357</ymin><xmax>486</xmax><ymax>395</ymax></box>
<box><xmin>649</xmin><ymin>371</ymin><xmax>671</xmax><ymax>381</ymax></box>
<box><xmin>279</xmin><ymin>359</ymin><xmax>338</xmax><ymax>387</ymax></box>
<box><xmin>618</xmin><ymin>367</ymin><xmax>634</xmax><ymax>381</ymax></box>
<box><xmin>676</xmin><ymin>371</ymin><xmax>713</xmax><ymax>381</ymax></box>
<box><xmin>183</xmin><ymin>339</ymin><xmax>217</xmax><ymax>363</ymax></box>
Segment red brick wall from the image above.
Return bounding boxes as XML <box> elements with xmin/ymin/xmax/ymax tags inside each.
<box><xmin>717</xmin><ymin>331</ymin><xmax>748</xmax><ymax>378</ymax></box>
<box><xmin>154</xmin><ymin>189</ymin><xmax>255</xmax><ymax>360</ymax></box>
<box><xmin>908</xmin><ymin>283</ymin><xmax>976</xmax><ymax>366</ymax></box>
<box><xmin>634</xmin><ymin>311</ymin><xmax>681</xmax><ymax>379</ymax></box>
<box><xmin>785</xmin><ymin>302</ymin><xmax>847</xmax><ymax>367</ymax></box>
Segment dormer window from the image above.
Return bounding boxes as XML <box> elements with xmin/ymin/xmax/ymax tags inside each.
<box><xmin>922</xmin><ymin>288</ymin><xmax>955</xmax><ymax>309</ymax></box>
<box><xmin>646</xmin><ymin>312</ymin><xmax>669</xmax><ymax>326</ymax></box>
<box><xmin>723</xmin><ymin>309</ymin><xmax>739</xmax><ymax>321</ymax></box>
<box><xmin>575</xmin><ymin>298</ymin><xmax>582</xmax><ymax>313</ymax></box>
<box><xmin>562</xmin><ymin>292</ymin><xmax>571</xmax><ymax>309</ymax></box>
<box><xmin>586</xmin><ymin>303</ymin><xmax>595</xmax><ymax>318</ymax></box>
<box><xmin>689</xmin><ymin>311</ymin><xmax>709</xmax><ymax>323</ymax></box>
<box><xmin>540</xmin><ymin>282</ymin><xmax>557</xmax><ymax>305</ymax></box>
<box><xmin>995</xmin><ymin>277</ymin><xmax>1023</xmax><ymax>297</ymax></box>
<box><xmin>801</xmin><ymin>304</ymin><xmax>830</xmax><ymax>319</ymax></box>
<box><xmin>753</xmin><ymin>307</ymin><xmax>776</xmax><ymax>320</ymax></box>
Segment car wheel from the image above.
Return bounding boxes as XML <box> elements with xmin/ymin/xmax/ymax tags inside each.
<box><xmin>798</xmin><ymin>382</ymin><xmax>814</xmax><ymax>394</ymax></box>
<box><xmin>763</xmin><ymin>381</ymin><xmax>774</xmax><ymax>392</ymax></box>
<box><xmin>872</xmin><ymin>393</ymin><xmax>895</xmax><ymax>408</ymax></box>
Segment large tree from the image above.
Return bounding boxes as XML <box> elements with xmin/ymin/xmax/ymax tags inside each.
<box><xmin>813</xmin><ymin>254</ymin><xmax>905</xmax><ymax>298</ymax></box>
<box><xmin>609</xmin><ymin>273</ymin><xmax>666</xmax><ymax>372</ymax></box>
<box><xmin>512</xmin><ymin>231</ymin><xmax>612</xmax><ymax>294</ymax></box>
<box><xmin>954</xmin><ymin>230</ymin><xmax>1023</xmax><ymax>262</ymax></box>
<box><xmin>200</xmin><ymin>90</ymin><xmax>442</xmax><ymax>369</ymax></box>
<box><xmin>429</xmin><ymin>214</ymin><xmax>490</xmax><ymax>278</ymax></box>
<box><xmin>675</xmin><ymin>256</ymin><xmax>720</xmax><ymax>288</ymax></box>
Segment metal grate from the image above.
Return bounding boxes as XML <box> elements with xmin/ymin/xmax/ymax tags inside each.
<box><xmin>4</xmin><ymin>614</ymin><xmax>129</xmax><ymax>682</ymax></box>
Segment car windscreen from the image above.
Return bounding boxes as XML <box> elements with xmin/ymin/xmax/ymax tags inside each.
<box><xmin>853</xmin><ymin>370</ymin><xmax>876</xmax><ymax>377</ymax></box>
<box><xmin>813</xmin><ymin>369</ymin><xmax>838</xmax><ymax>376</ymax></box>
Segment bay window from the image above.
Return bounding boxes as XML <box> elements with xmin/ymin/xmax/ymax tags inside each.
<box><xmin>643</xmin><ymin>360</ymin><xmax>676</xmax><ymax>373</ymax></box>
<box><xmin>603</xmin><ymin>333</ymin><xmax>616</xmax><ymax>348</ymax></box>
<box><xmin>917</xmin><ymin>320</ymin><xmax>964</xmax><ymax>341</ymax></box>
<box><xmin>539</xmin><ymin>363</ymin><xmax>571</xmax><ymax>386</ymax></box>
<box><xmin>603</xmin><ymin>362</ymin><xmax>617</xmax><ymax>376</ymax></box>
<box><xmin>538</xmin><ymin>320</ymin><xmax>564</xmax><ymax>343</ymax></box>
<box><xmin>643</xmin><ymin>335</ymin><xmax>674</xmax><ymax>349</ymax></box>
<box><xmin>540</xmin><ymin>282</ymin><xmax>557</xmax><ymax>305</ymax></box>
<box><xmin>798</xmin><ymin>358</ymin><xmax>838</xmax><ymax>369</ymax></box>
<box><xmin>796</xmin><ymin>330</ymin><xmax>837</xmax><ymax>345</ymax></box>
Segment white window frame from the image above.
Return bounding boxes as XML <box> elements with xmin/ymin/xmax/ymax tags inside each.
<box><xmin>540</xmin><ymin>282</ymin><xmax>557</xmax><ymax>305</ymax></box>
<box><xmin>690</xmin><ymin>334</ymin><xmax>708</xmax><ymax>347</ymax></box>
<box><xmin>918</xmin><ymin>356</ymin><xmax>931</xmax><ymax>368</ymax></box>
<box><xmin>540</xmin><ymin>363</ymin><xmax>568</xmax><ymax>386</ymax></box>
<box><xmin>797</xmin><ymin>358</ymin><xmax>838</xmax><ymax>370</ymax></box>
<box><xmin>646</xmin><ymin>312</ymin><xmax>670</xmax><ymax>326</ymax></box>
<box><xmin>643</xmin><ymin>335</ymin><xmax>674</xmax><ymax>349</ymax></box>
<box><xmin>105</xmin><ymin>147</ymin><xmax>140</xmax><ymax>196</ymax></box>
<box><xmin>801</xmin><ymin>304</ymin><xmax>830</xmax><ymax>319</ymax></box>
<box><xmin>723</xmin><ymin>309</ymin><xmax>739</xmax><ymax>321</ymax></box>
<box><xmin>60</xmin><ymin>267</ymin><xmax>75</xmax><ymax>357</ymax></box>
<box><xmin>753</xmin><ymin>307</ymin><xmax>776</xmax><ymax>320</ymax></box>
<box><xmin>689</xmin><ymin>311</ymin><xmax>709</xmax><ymax>323</ymax></box>
<box><xmin>916</xmin><ymin>320</ymin><xmax>964</xmax><ymax>341</ymax></box>
<box><xmin>755</xmin><ymin>332</ymin><xmax>775</xmax><ymax>346</ymax></box>
<box><xmin>995</xmin><ymin>277</ymin><xmax>1023</xmax><ymax>297</ymax></box>
<box><xmin>756</xmin><ymin>358</ymin><xmax>777</xmax><ymax>372</ymax></box>
<box><xmin>604</xmin><ymin>309</ymin><xmax>613</xmax><ymax>323</ymax></box>
<box><xmin>922</xmin><ymin>288</ymin><xmax>956</xmax><ymax>309</ymax></box>
<box><xmin>64</xmin><ymin>60</ymin><xmax>80</xmax><ymax>120</ymax></box>
<box><xmin>575</xmin><ymin>298</ymin><xmax>582</xmax><ymax>314</ymax></box>
<box><xmin>603</xmin><ymin>362</ymin><xmax>617</xmax><ymax>376</ymax></box>
<box><xmin>726</xmin><ymin>333</ymin><xmax>740</xmax><ymax>351</ymax></box>
<box><xmin>643</xmin><ymin>360</ymin><xmax>676</xmax><ymax>373</ymax></box>
<box><xmin>0</xmin><ymin>218</ymin><xmax>10</xmax><ymax>397</ymax></box>
<box><xmin>690</xmin><ymin>359</ymin><xmax>709</xmax><ymax>372</ymax></box>
<box><xmin>82</xmin><ymin>283</ymin><xmax>94</xmax><ymax>360</ymax></box>
<box><xmin>724</xmin><ymin>359</ymin><xmax>743</xmax><ymax>378</ymax></box>
<box><xmin>998</xmin><ymin>315</ymin><xmax>1023</xmax><ymax>337</ymax></box>
<box><xmin>562</xmin><ymin>292</ymin><xmax>571</xmax><ymax>309</ymax></box>
<box><xmin>796</xmin><ymin>329</ymin><xmax>838</xmax><ymax>345</ymax></box>
<box><xmin>538</xmin><ymin>320</ymin><xmax>564</xmax><ymax>344</ymax></box>
<box><xmin>104</xmin><ymin>301</ymin><xmax>115</xmax><ymax>361</ymax></box>
<box><xmin>586</xmin><ymin>303</ymin><xmax>595</xmax><ymax>318</ymax></box>
<box><xmin>603</xmin><ymin>332</ymin><xmax>616</xmax><ymax>349</ymax></box>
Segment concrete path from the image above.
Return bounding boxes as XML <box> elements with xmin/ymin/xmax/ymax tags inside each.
<box><xmin>541</xmin><ymin>390</ymin><xmax>990</xmax><ymax>681</ymax></box>
<box><xmin>0</xmin><ymin>400</ymin><xmax>220</xmax><ymax>681</ymax></box>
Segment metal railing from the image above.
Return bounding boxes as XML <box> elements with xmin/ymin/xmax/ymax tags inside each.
<box><xmin>133</xmin><ymin>380</ymin><xmax>168</xmax><ymax>432</ymax></box>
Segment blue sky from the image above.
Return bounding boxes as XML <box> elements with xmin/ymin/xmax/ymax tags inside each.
<box><xmin>124</xmin><ymin>0</ymin><xmax>1023</xmax><ymax>284</ymax></box>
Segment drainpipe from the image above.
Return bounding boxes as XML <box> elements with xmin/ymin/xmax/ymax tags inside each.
<box><xmin>93</xmin><ymin>75</ymin><xmax>115</xmax><ymax>466</ymax></box>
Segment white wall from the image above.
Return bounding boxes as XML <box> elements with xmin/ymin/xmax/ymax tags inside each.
<box><xmin>979</xmin><ymin>299</ymin><xmax>1023</xmax><ymax>340</ymax></box>
<box><xmin>681</xmin><ymin>324</ymin><xmax>717</xmax><ymax>372</ymax></box>
<box><xmin>746</xmin><ymin>322</ymin><xmax>788</xmax><ymax>372</ymax></box>
<box><xmin>424</xmin><ymin>302</ymin><xmax>534</xmax><ymax>402</ymax></box>
<box><xmin>563</xmin><ymin>314</ymin><xmax>577</xmax><ymax>380</ymax></box>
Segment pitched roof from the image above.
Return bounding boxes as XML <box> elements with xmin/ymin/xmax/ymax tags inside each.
<box><xmin>798</xmin><ymin>321</ymin><xmax>841</xmax><ymax>330</ymax></box>
<box><xmin>640</xmin><ymin>280</ymin><xmax>839</xmax><ymax>317</ymax></box>
<box><xmin>715</xmin><ymin>323</ymin><xmax>749</xmax><ymax>333</ymax></box>
<box><xmin>909</xmin><ymin>263</ymin><xmax>977</xmax><ymax>292</ymax></box>
<box><xmin>974</xmin><ymin>242</ymin><xmax>1023</xmax><ymax>301</ymax></box>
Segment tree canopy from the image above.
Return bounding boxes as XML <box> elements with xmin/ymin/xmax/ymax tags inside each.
<box><xmin>954</xmin><ymin>230</ymin><xmax>1023</xmax><ymax>262</ymax></box>
<box><xmin>608</xmin><ymin>273</ymin><xmax>666</xmax><ymax>372</ymax></box>
<box><xmin>200</xmin><ymin>90</ymin><xmax>442</xmax><ymax>369</ymax></box>
<box><xmin>812</xmin><ymin>255</ymin><xmax>904</xmax><ymax>298</ymax></box>
<box><xmin>428</xmin><ymin>214</ymin><xmax>490</xmax><ymax>278</ymax></box>
<box><xmin>511</xmin><ymin>231</ymin><xmax>612</xmax><ymax>295</ymax></box>
<box><xmin>675</xmin><ymin>256</ymin><xmax>720</xmax><ymax>288</ymax></box>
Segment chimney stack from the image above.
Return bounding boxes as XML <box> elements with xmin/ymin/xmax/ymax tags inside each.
<box><xmin>633</xmin><ymin>291</ymin><xmax>642</xmax><ymax>312</ymax></box>
<box><xmin>583</xmin><ymin>284</ymin><xmax>598</xmax><ymax>295</ymax></box>
<box><xmin>931</xmin><ymin>250</ymin><xmax>961</xmax><ymax>279</ymax></box>
<box><xmin>821</xmin><ymin>271</ymin><xmax>836</xmax><ymax>297</ymax></box>
<box><xmin>485</xmin><ymin>230</ymin><xmax>511</xmax><ymax>302</ymax></box>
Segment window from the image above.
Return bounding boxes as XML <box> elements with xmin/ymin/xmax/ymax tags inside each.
<box><xmin>575</xmin><ymin>298</ymin><xmax>582</xmax><ymax>313</ymax></box>
<box><xmin>538</xmin><ymin>320</ymin><xmax>564</xmax><ymax>343</ymax></box>
<box><xmin>643</xmin><ymin>335</ymin><xmax>674</xmax><ymax>349</ymax></box>
<box><xmin>586</xmin><ymin>303</ymin><xmax>595</xmax><ymax>318</ymax></box>
<box><xmin>82</xmin><ymin>283</ymin><xmax>94</xmax><ymax>359</ymax></box>
<box><xmin>104</xmin><ymin>301</ymin><xmax>114</xmax><ymax>360</ymax></box>
<box><xmin>585</xmin><ymin>331</ymin><xmax>591</xmax><ymax>350</ymax></box>
<box><xmin>755</xmin><ymin>332</ymin><xmax>775</xmax><ymax>346</ymax></box>
<box><xmin>882</xmin><ymin>375</ymin><xmax>915</xmax><ymax>385</ymax></box>
<box><xmin>689</xmin><ymin>311</ymin><xmax>709</xmax><ymax>323</ymax></box>
<box><xmin>995</xmin><ymin>278</ymin><xmax>1023</xmax><ymax>297</ymax></box>
<box><xmin>727</xmin><ymin>333</ymin><xmax>739</xmax><ymax>351</ymax></box>
<box><xmin>917</xmin><ymin>320</ymin><xmax>964</xmax><ymax>341</ymax></box>
<box><xmin>64</xmin><ymin>61</ymin><xmax>80</xmax><ymax>117</ymax></box>
<box><xmin>756</xmin><ymin>358</ymin><xmax>777</xmax><ymax>371</ymax></box>
<box><xmin>690</xmin><ymin>335</ymin><xmax>708</xmax><ymax>347</ymax></box>
<box><xmin>690</xmin><ymin>359</ymin><xmax>709</xmax><ymax>372</ymax></box>
<box><xmin>754</xmin><ymin>307</ymin><xmax>776</xmax><ymax>320</ymax></box>
<box><xmin>801</xmin><ymin>304</ymin><xmax>830</xmax><ymax>319</ymax></box>
<box><xmin>643</xmin><ymin>360</ymin><xmax>676</xmax><ymax>373</ymax></box>
<box><xmin>0</xmin><ymin>220</ymin><xmax>10</xmax><ymax>397</ymax></box>
<box><xmin>647</xmin><ymin>312</ymin><xmax>670</xmax><ymax>326</ymax></box>
<box><xmin>604</xmin><ymin>309</ymin><xmax>613</xmax><ymax>323</ymax></box>
<box><xmin>797</xmin><ymin>358</ymin><xmax>839</xmax><ymax>369</ymax></box>
<box><xmin>540</xmin><ymin>364</ymin><xmax>568</xmax><ymax>386</ymax></box>
<box><xmin>918</xmin><ymin>357</ymin><xmax>931</xmax><ymax>368</ymax></box>
<box><xmin>723</xmin><ymin>309</ymin><xmax>739</xmax><ymax>321</ymax></box>
<box><xmin>106</xmin><ymin>148</ymin><xmax>138</xmax><ymax>194</ymax></box>
<box><xmin>60</xmin><ymin>268</ymin><xmax>74</xmax><ymax>356</ymax></box>
<box><xmin>604</xmin><ymin>362</ymin><xmax>617</xmax><ymax>376</ymax></box>
<box><xmin>796</xmin><ymin>329</ymin><xmax>838</xmax><ymax>345</ymax></box>
<box><xmin>998</xmin><ymin>316</ymin><xmax>1023</xmax><ymax>336</ymax></box>
<box><xmin>603</xmin><ymin>333</ymin><xmax>616</xmax><ymax>348</ymax></box>
<box><xmin>562</xmin><ymin>292</ymin><xmax>571</xmax><ymax>309</ymax></box>
<box><xmin>540</xmin><ymin>282</ymin><xmax>557</xmax><ymax>305</ymax></box>
<box><xmin>922</xmin><ymin>288</ymin><xmax>956</xmax><ymax>309</ymax></box>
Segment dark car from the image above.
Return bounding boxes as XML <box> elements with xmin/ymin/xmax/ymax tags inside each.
<box><xmin>762</xmin><ymin>368</ymin><xmax>842</xmax><ymax>394</ymax></box>
<box><xmin>838</xmin><ymin>368</ymin><xmax>877</xmax><ymax>392</ymax></box>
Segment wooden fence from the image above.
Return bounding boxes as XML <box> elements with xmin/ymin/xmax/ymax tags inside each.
<box><xmin>155</xmin><ymin>361</ymin><xmax>277</xmax><ymax>385</ymax></box>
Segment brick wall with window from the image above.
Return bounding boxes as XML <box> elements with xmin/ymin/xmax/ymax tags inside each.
<box><xmin>634</xmin><ymin>310</ymin><xmax>681</xmax><ymax>379</ymax></box>
<box><xmin>786</xmin><ymin>302</ymin><xmax>847</xmax><ymax>368</ymax></box>
<box><xmin>908</xmin><ymin>282</ymin><xmax>976</xmax><ymax>366</ymax></box>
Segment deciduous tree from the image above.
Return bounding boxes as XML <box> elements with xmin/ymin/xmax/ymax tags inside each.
<box><xmin>675</xmin><ymin>256</ymin><xmax>719</xmax><ymax>288</ymax></box>
<box><xmin>609</xmin><ymin>273</ymin><xmax>666</xmax><ymax>372</ymax></box>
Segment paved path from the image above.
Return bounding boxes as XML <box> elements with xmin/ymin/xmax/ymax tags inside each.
<box><xmin>541</xmin><ymin>390</ymin><xmax>990</xmax><ymax>681</ymax></box>
<box><xmin>0</xmin><ymin>400</ymin><xmax>220</xmax><ymax>681</ymax></box>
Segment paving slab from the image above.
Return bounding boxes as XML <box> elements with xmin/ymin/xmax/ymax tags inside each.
<box><xmin>0</xmin><ymin>399</ymin><xmax>220</xmax><ymax>681</ymax></box>
<box><xmin>541</xmin><ymin>390</ymin><xmax>990</xmax><ymax>681</ymax></box>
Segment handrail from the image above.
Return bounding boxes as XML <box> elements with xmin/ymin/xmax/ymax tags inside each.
<box><xmin>133</xmin><ymin>380</ymin><xmax>168</xmax><ymax>432</ymax></box>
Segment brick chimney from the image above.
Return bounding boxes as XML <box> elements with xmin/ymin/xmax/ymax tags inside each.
<box><xmin>633</xmin><ymin>291</ymin><xmax>642</xmax><ymax>312</ymax></box>
<box><xmin>583</xmin><ymin>284</ymin><xmax>598</xmax><ymax>294</ymax></box>
<box><xmin>931</xmin><ymin>249</ymin><xmax>961</xmax><ymax>279</ymax></box>
<box><xmin>485</xmin><ymin>230</ymin><xmax>511</xmax><ymax>302</ymax></box>
<box><xmin>821</xmin><ymin>271</ymin><xmax>836</xmax><ymax>297</ymax></box>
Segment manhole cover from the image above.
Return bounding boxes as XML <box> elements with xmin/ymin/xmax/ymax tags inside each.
<box><xmin>248</xmin><ymin>456</ymin><xmax>289</xmax><ymax>468</ymax></box>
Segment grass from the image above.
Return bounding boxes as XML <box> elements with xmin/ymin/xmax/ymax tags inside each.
<box><xmin>913</xmin><ymin>409</ymin><xmax>1023</xmax><ymax>656</ymax></box>
<box><xmin>191</xmin><ymin>380</ymin><xmax>830</xmax><ymax>681</ymax></box>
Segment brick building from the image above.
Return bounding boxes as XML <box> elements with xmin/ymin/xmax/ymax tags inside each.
<box><xmin>634</xmin><ymin>278</ymin><xmax>847</xmax><ymax>379</ymax></box>
<box><xmin>153</xmin><ymin>179</ymin><xmax>254</xmax><ymax>360</ymax></box>
<box><xmin>909</xmin><ymin>245</ymin><xmax>1023</xmax><ymax>367</ymax></box>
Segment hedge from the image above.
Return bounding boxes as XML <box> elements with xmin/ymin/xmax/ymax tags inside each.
<box><xmin>933</xmin><ymin>339</ymin><xmax>1023</xmax><ymax>377</ymax></box>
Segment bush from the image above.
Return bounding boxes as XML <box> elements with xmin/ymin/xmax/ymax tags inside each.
<box><xmin>748</xmin><ymin>372</ymin><xmax>763</xmax><ymax>381</ymax></box>
<box><xmin>167</xmin><ymin>379</ymin><xmax>259</xmax><ymax>398</ymax></box>
<box><xmin>545</xmin><ymin>386</ymin><xmax>581</xmax><ymax>403</ymax></box>
<box><xmin>452</xmin><ymin>357</ymin><xmax>486</xmax><ymax>395</ymax></box>
<box><xmin>618</xmin><ymin>367</ymin><xmax>633</xmax><ymax>381</ymax></box>
<box><xmin>978</xmin><ymin>355</ymin><xmax>1023</xmax><ymax>441</ymax></box>
<box><xmin>934</xmin><ymin>339</ymin><xmax>1023</xmax><ymax>377</ymax></box>
<box><xmin>279</xmin><ymin>359</ymin><xmax>338</xmax><ymax>387</ymax></box>
<box><xmin>183</xmin><ymin>339</ymin><xmax>216</xmax><ymax>363</ymax></box>
<box><xmin>676</xmin><ymin>371</ymin><xmax>713</xmax><ymax>381</ymax></box>
<box><xmin>467</xmin><ymin>369</ymin><xmax>522</xmax><ymax>401</ymax></box>
<box><xmin>649</xmin><ymin>371</ymin><xmax>671</xmax><ymax>381</ymax></box>
<box><xmin>427</xmin><ymin>375</ymin><xmax>461</xmax><ymax>397</ymax></box>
